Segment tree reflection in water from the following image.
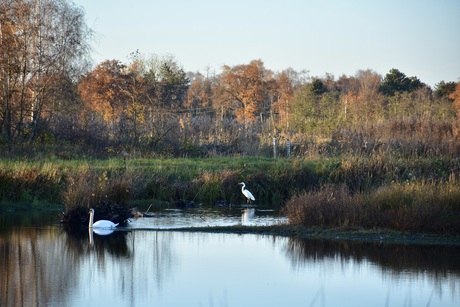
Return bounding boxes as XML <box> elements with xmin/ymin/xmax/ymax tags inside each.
<box><xmin>0</xmin><ymin>226</ymin><xmax>178</xmax><ymax>307</ymax></box>
<box><xmin>284</xmin><ymin>237</ymin><xmax>460</xmax><ymax>301</ymax></box>
<box><xmin>0</xmin><ymin>227</ymin><xmax>76</xmax><ymax>307</ymax></box>
<box><xmin>1</xmin><ymin>223</ymin><xmax>459</xmax><ymax>307</ymax></box>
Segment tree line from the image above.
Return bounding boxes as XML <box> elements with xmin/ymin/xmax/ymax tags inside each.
<box><xmin>1</xmin><ymin>0</ymin><xmax>460</xmax><ymax>158</ymax></box>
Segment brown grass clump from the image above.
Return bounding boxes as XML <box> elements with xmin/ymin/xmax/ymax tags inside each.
<box><xmin>61</xmin><ymin>169</ymin><xmax>133</xmax><ymax>227</ymax></box>
<box><xmin>282</xmin><ymin>181</ymin><xmax>460</xmax><ymax>234</ymax></box>
<box><xmin>282</xmin><ymin>184</ymin><xmax>352</xmax><ymax>227</ymax></box>
<box><xmin>62</xmin><ymin>169</ymin><xmax>132</xmax><ymax>210</ymax></box>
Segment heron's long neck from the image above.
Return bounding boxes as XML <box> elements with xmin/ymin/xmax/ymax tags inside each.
<box><xmin>241</xmin><ymin>184</ymin><xmax>245</xmax><ymax>193</ymax></box>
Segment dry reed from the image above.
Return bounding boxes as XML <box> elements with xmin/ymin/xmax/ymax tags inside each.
<box><xmin>282</xmin><ymin>180</ymin><xmax>460</xmax><ymax>234</ymax></box>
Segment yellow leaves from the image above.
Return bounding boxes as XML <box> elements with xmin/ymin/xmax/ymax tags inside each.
<box><xmin>78</xmin><ymin>60</ymin><xmax>128</xmax><ymax>124</ymax></box>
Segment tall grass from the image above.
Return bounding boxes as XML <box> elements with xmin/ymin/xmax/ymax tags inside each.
<box><xmin>1</xmin><ymin>154</ymin><xmax>459</xmax><ymax>234</ymax></box>
<box><xmin>0</xmin><ymin>157</ymin><xmax>321</xmax><ymax>208</ymax></box>
<box><xmin>0</xmin><ymin>162</ymin><xmax>64</xmax><ymax>205</ymax></box>
<box><xmin>1</xmin><ymin>155</ymin><xmax>458</xmax><ymax>206</ymax></box>
<box><xmin>282</xmin><ymin>180</ymin><xmax>460</xmax><ymax>234</ymax></box>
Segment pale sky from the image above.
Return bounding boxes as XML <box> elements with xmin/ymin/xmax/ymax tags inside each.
<box><xmin>73</xmin><ymin>0</ymin><xmax>460</xmax><ymax>87</ymax></box>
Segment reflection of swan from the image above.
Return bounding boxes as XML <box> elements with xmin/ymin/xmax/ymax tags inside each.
<box><xmin>89</xmin><ymin>208</ymin><xmax>118</xmax><ymax>230</ymax></box>
<box><xmin>238</xmin><ymin>182</ymin><xmax>255</xmax><ymax>203</ymax></box>
<box><xmin>89</xmin><ymin>228</ymin><xmax>94</xmax><ymax>246</ymax></box>
<box><xmin>88</xmin><ymin>225</ymin><xmax>116</xmax><ymax>248</ymax></box>
<box><xmin>92</xmin><ymin>228</ymin><xmax>115</xmax><ymax>235</ymax></box>
<box><xmin>88</xmin><ymin>227</ymin><xmax>114</xmax><ymax>247</ymax></box>
<box><xmin>242</xmin><ymin>208</ymin><xmax>255</xmax><ymax>225</ymax></box>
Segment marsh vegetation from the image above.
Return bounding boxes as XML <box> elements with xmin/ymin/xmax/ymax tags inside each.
<box><xmin>1</xmin><ymin>152</ymin><xmax>459</xmax><ymax>234</ymax></box>
<box><xmin>1</xmin><ymin>0</ymin><xmax>460</xmax><ymax>235</ymax></box>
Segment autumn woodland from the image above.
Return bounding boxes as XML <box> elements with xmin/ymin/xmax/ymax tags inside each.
<box><xmin>1</xmin><ymin>0</ymin><xmax>460</xmax><ymax>159</ymax></box>
<box><xmin>2</xmin><ymin>0</ymin><xmax>460</xmax><ymax>233</ymax></box>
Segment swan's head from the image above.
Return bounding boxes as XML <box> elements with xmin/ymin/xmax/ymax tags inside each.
<box><xmin>89</xmin><ymin>208</ymin><xmax>94</xmax><ymax>215</ymax></box>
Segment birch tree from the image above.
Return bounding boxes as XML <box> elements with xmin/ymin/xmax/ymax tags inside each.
<box><xmin>0</xmin><ymin>0</ymin><xmax>91</xmax><ymax>142</ymax></box>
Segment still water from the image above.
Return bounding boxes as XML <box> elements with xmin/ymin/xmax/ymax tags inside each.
<box><xmin>1</xmin><ymin>208</ymin><xmax>459</xmax><ymax>307</ymax></box>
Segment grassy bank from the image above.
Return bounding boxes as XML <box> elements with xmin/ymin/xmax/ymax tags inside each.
<box><xmin>1</xmin><ymin>155</ymin><xmax>459</xmax><ymax>234</ymax></box>
<box><xmin>0</xmin><ymin>156</ymin><xmax>320</xmax><ymax>209</ymax></box>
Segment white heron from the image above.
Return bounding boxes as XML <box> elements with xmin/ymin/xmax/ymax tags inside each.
<box><xmin>88</xmin><ymin>208</ymin><xmax>119</xmax><ymax>229</ymax></box>
<box><xmin>238</xmin><ymin>182</ymin><xmax>255</xmax><ymax>203</ymax></box>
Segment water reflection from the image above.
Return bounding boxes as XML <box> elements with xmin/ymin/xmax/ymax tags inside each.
<box><xmin>131</xmin><ymin>207</ymin><xmax>286</xmax><ymax>228</ymax></box>
<box><xmin>0</xmin><ymin>227</ymin><xmax>176</xmax><ymax>307</ymax></box>
<box><xmin>0</xmin><ymin>212</ymin><xmax>459</xmax><ymax>307</ymax></box>
<box><xmin>0</xmin><ymin>227</ymin><xmax>75</xmax><ymax>307</ymax></box>
<box><xmin>241</xmin><ymin>208</ymin><xmax>255</xmax><ymax>225</ymax></box>
<box><xmin>285</xmin><ymin>237</ymin><xmax>460</xmax><ymax>273</ymax></box>
<box><xmin>284</xmin><ymin>237</ymin><xmax>460</xmax><ymax>306</ymax></box>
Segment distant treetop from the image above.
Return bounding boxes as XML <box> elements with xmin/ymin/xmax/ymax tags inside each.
<box><xmin>379</xmin><ymin>68</ymin><xmax>425</xmax><ymax>96</ymax></box>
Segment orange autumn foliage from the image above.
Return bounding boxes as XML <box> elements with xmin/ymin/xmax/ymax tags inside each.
<box><xmin>220</xmin><ymin>60</ymin><xmax>272</xmax><ymax>124</ymax></box>
<box><xmin>78</xmin><ymin>60</ymin><xmax>128</xmax><ymax>123</ymax></box>
<box><xmin>450</xmin><ymin>82</ymin><xmax>460</xmax><ymax>111</ymax></box>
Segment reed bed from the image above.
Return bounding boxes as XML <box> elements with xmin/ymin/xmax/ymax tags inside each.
<box><xmin>1</xmin><ymin>152</ymin><xmax>459</xmax><ymax>234</ymax></box>
<box><xmin>282</xmin><ymin>180</ymin><xmax>460</xmax><ymax>234</ymax></box>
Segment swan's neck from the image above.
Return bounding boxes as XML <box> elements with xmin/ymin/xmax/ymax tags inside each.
<box><xmin>89</xmin><ymin>211</ymin><xmax>94</xmax><ymax>228</ymax></box>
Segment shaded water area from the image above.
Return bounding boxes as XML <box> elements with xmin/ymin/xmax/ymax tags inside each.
<box><xmin>1</xmin><ymin>208</ymin><xmax>459</xmax><ymax>307</ymax></box>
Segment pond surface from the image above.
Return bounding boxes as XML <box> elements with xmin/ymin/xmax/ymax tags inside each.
<box><xmin>1</xmin><ymin>207</ymin><xmax>459</xmax><ymax>307</ymax></box>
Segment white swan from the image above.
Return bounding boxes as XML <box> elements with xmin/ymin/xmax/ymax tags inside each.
<box><xmin>238</xmin><ymin>182</ymin><xmax>255</xmax><ymax>203</ymax></box>
<box><xmin>89</xmin><ymin>208</ymin><xmax>119</xmax><ymax>230</ymax></box>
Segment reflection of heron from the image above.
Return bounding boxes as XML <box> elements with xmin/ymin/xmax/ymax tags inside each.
<box><xmin>89</xmin><ymin>208</ymin><xmax>118</xmax><ymax>230</ymax></box>
<box><xmin>242</xmin><ymin>208</ymin><xmax>255</xmax><ymax>225</ymax></box>
<box><xmin>238</xmin><ymin>182</ymin><xmax>255</xmax><ymax>203</ymax></box>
